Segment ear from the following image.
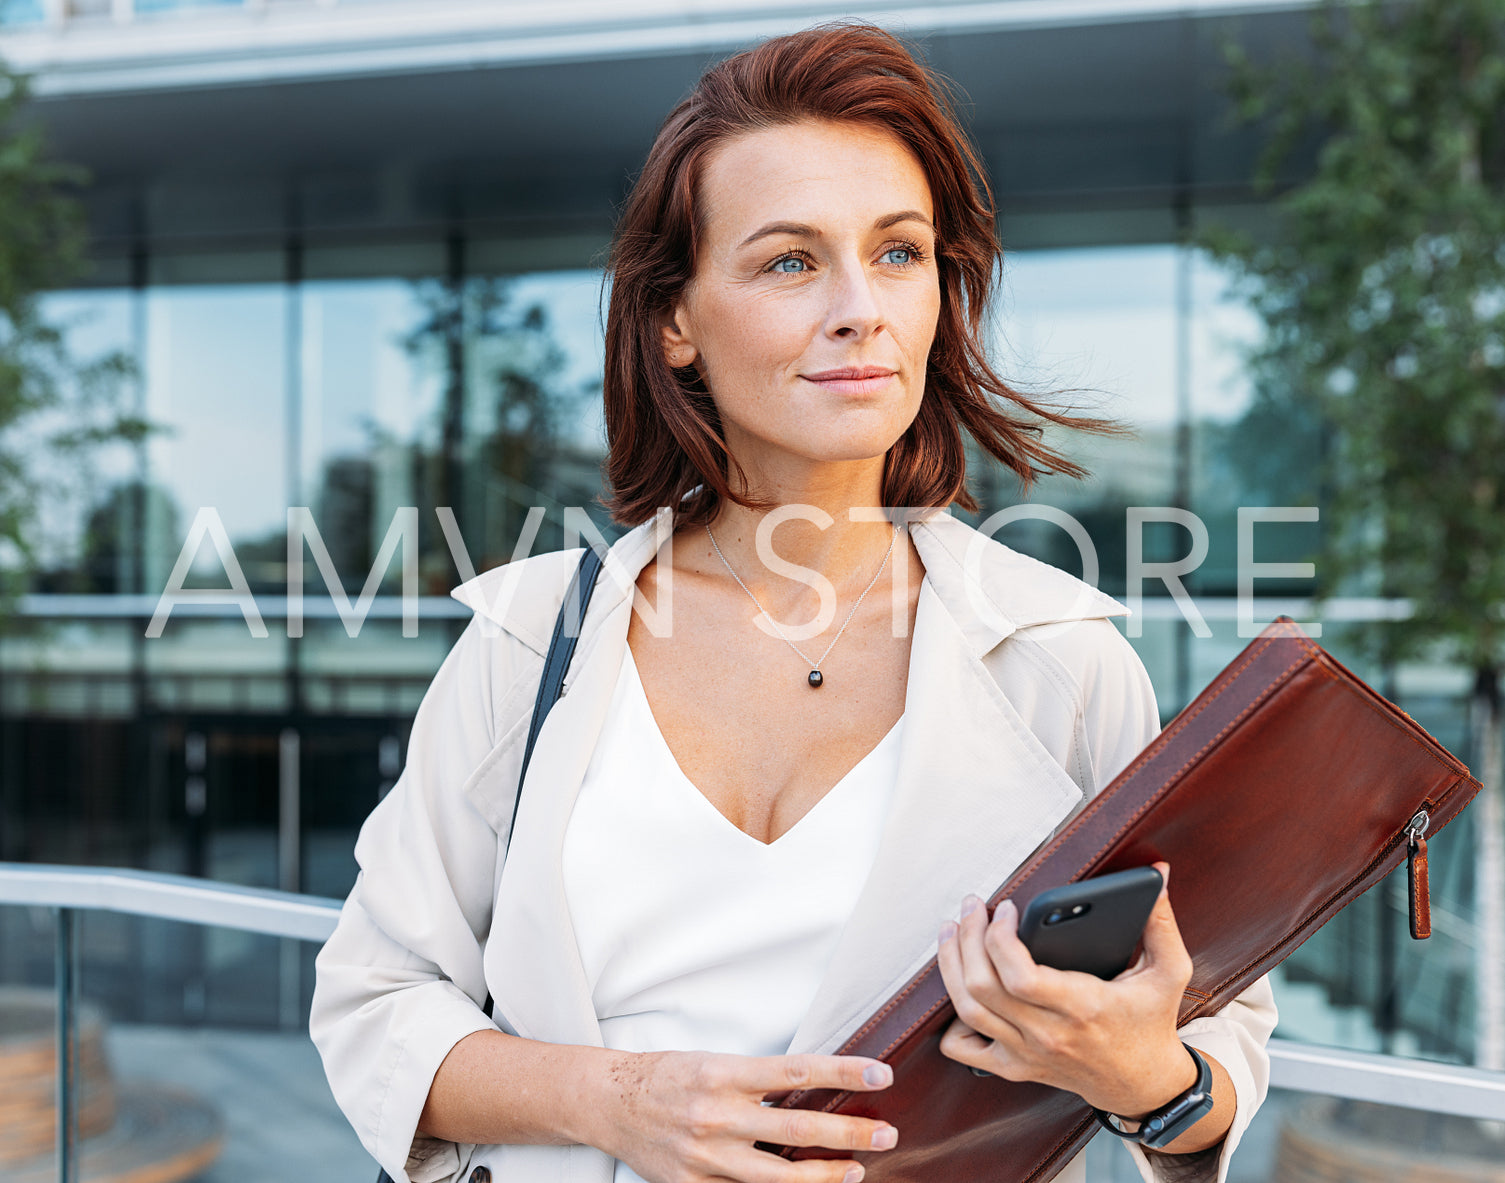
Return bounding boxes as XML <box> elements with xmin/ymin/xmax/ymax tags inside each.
<box><xmin>659</xmin><ymin>307</ymin><xmax>698</xmax><ymax>369</ymax></box>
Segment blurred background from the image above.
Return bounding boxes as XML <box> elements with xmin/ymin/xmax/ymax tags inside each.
<box><xmin>0</xmin><ymin>1</ymin><xmax>1501</xmax><ymax>1181</ymax></box>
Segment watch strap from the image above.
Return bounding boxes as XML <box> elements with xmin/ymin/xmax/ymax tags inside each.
<box><xmin>1093</xmin><ymin>1044</ymin><xmax>1213</xmax><ymax>1151</ymax></box>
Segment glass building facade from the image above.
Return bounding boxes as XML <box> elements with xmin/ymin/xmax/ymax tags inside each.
<box><xmin>0</xmin><ymin>7</ymin><xmax>1495</xmax><ymax>1170</ymax></box>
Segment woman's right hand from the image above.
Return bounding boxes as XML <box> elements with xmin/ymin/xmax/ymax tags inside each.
<box><xmin>588</xmin><ymin>1049</ymin><xmax>898</xmax><ymax>1183</ymax></box>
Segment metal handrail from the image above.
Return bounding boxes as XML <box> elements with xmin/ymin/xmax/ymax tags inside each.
<box><xmin>1267</xmin><ymin>1040</ymin><xmax>1505</xmax><ymax>1122</ymax></box>
<box><xmin>2</xmin><ymin>861</ymin><xmax>1504</xmax><ymax>1123</ymax></box>
<box><xmin>0</xmin><ymin>861</ymin><xmax>341</xmax><ymax>941</ymax></box>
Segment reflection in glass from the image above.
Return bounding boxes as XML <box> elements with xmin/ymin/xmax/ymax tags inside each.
<box><xmin>978</xmin><ymin>244</ymin><xmax>1180</xmax><ymax>594</ymax></box>
<box><xmin>26</xmin><ymin>289</ymin><xmax>139</xmax><ymax>593</ymax></box>
<box><xmin>144</xmin><ymin>282</ymin><xmax>287</xmax><ymax>593</ymax></box>
<box><xmin>1189</xmin><ymin>250</ymin><xmax>1321</xmax><ymax>595</ymax></box>
<box><xmin>0</xmin><ymin>0</ymin><xmax>44</xmax><ymax>24</ymax></box>
<box><xmin>461</xmin><ymin>270</ymin><xmax>611</xmax><ymax>572</ymax></box>
<box><xmin>0</xmin><ymin>905</ymin><xmax>367</xmax><ymax>1180</ymax></box>
<box><xmin>134</xmin><ymin>0</ymin><xmax>241</xmax><ymax>12</ymax></box>
<box><xmin>299</xmin><ymin>278</ymin><xmax>444</xmax><ymax>594</ymax></box>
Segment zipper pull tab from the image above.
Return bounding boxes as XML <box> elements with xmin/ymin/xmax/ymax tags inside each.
<box><xmin>1406</xmin><ymin>809</ymin><xmax>1432</xmax><ymax>940</ymax></box>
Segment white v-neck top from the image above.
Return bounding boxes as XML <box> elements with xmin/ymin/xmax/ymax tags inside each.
<box><xmin>561</xmin><ymin>647</ymin><xmax>905</xmax><ymax>1183</ymax></box>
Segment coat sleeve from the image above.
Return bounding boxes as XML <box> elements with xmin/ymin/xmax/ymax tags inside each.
<box><xmin>310</xmin><ymin>617</ymin><xmax>533</xmax><ymax>1183</ymax></box>
<box><xmin>1068</xmin><ymin>618</ymin><xmax>1280</xmax><ymax>1183</ymax></box>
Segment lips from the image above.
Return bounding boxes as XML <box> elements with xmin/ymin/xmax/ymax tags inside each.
<box><xmin>803</xmin><ymin>366</ymin><xmax>898</xmax><ymax>382</ymax></box>
<box><xmin>801</xmin><ymin>365</ymin><xmax>900</xmax><ymax>396</ymax></box>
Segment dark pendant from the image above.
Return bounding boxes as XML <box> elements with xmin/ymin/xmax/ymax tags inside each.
<box><xmin>808</xmin><ymin>670</ymin><xmax>824</xmax><ymax>688</ymax></box>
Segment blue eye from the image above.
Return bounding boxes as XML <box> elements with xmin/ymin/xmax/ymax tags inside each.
<box><xmin>772</xmin><ymin>255</ymin><xmax>807</xmax><ymax>273</ymax></box>
<box><xmin>885</xmin><ymin>247</ymin><xmax>913</xmax><ymax>265</ymax></box>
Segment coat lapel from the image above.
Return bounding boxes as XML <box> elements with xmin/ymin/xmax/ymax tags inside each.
<box><xmin>786</xmin><ymin>573</ymin><xmax>1088</xmax><ymax>1055</ymax></box>
<box><xmin>479</xmin><ymin>522</ymin><xmax>666</xmax><ymax>1048</ymax></box>
<box><xmin>787</xmin><ymin>512</ymin><xmax>1128</xmax><ymax>1055</ymax></box>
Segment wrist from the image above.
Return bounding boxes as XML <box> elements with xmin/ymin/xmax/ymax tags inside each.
<box><xmin>1095</xmin><ymin>1044</ymin><xmax>1217</xmax><ymax>1153</ymax></box>
<box><xmin>570</xmin><ymin>1047</ymin><xmax>641</xmax><ymax>1153</ymax></box>
<box><xmin>1115</xmin><ymin>1040</ymin><xmax>1200</xmax><ymax>1121</ymax></box>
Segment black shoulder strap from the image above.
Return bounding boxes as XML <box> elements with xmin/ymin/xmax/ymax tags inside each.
<box><xmin>482</xmin><ymin>544</ymin><xmax>605</xmax><ymax>1023</ymax></box>
<box><xmin>510</xmin><ymin>543</ymin><xmax>606</xmax><ymax>845</ymax></box>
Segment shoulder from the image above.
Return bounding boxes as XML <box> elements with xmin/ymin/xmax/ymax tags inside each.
<box><xmin>913</xmin><ymin>513</ymin><xmax>1158</xmax><ymax>787</ymax></box>
<box><xmin>449</xmin><ymin>546</ymin><xmax>591</xmax><ymax>657</ymax></box>
<box><xmin>911</xmin><ymin>511</ymin><xmax>1129</xmax><ymax>633</ymax></box>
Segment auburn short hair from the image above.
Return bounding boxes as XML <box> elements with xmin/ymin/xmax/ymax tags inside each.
<box><xmin>602</xmin><ymin>22</ymin><xmax>1108</xmax><ymax>527</ymax></box>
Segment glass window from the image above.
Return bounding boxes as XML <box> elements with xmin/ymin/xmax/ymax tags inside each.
<box><xmin>0</xmin><ymin>0</ymin><xmax>44</xmax><ymax>23</ymax></box>
<box><xmin>134</xmin><ymin>0</ymin><xmax>241</xmax><ymax>13</ymax></box>
<box><xmin>24</xmin><ymin>288</ymin><xmax>138</xmax><ymax>594</ymax></box>
<box><xmin>143</xmin><ymin>275</ymin><xmax>288</xmax><ymax>595</ymax></box>
<box><xmin>977</xmin><ymin>244</ymin><xmax>1180</xmax><ymax>595</ymax></box>
<box><xmin>1188</xmin><ymin>248</ymin><xmax>1321</xmax><ymax>596</ymax></box>
<box><xmin>298</xmin><ymin>276</ymin><xmax>446</xmax><ymax>594</ymax></box>
<box><xmin>460</xmin><ymin>268</ymin><xmax>613</xmax><ymax>573</ymax></box>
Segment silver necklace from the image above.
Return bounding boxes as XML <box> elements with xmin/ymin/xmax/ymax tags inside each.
<box><xmin>704</xmin><ymin>521</ymin><xmax>900</xmax><ymax>689</ymax></box>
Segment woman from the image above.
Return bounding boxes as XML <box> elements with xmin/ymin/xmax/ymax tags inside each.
<box><xmin>311</xmin><ymin>23</ymin><xmax>1276</xmax><ymax>1183</ymax></box>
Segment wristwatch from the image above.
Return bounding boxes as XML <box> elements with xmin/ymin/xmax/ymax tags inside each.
<box><xmin>1093</xmin><ymin>1044</ymin><xmax>1213</xmax><ymax>1151</ymax></box>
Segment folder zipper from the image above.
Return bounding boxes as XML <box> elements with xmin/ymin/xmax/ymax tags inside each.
<box><xmin>1405</xmin><ymin>808</ymin><xmax>1432</xmax><ymax>940</ymax></box>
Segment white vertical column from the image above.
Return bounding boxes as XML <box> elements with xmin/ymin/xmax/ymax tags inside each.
<box><xmin>1474</xmin><ymin>692</ymin><xmax>1505</xmax><ymax>1072</ymax></box>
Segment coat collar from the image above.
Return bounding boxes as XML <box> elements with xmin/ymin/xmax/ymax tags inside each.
<box><xmin>450</xmin><ymin>508</ymin><xmax>1126</xmax><ymax>657</ymax></box>
<box><xmin>454</xmin><ymin>509</ymin><xmax>1129</xmax><ymax>1056</ymax></box>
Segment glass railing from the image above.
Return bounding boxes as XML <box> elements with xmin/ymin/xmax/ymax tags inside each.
<box><xmin>3</xmin><ymin>861</ymin><xmax>1503</xmax><ymax>1183</ymax></box>
<box><xmin>0</xmin><ymin>863</ymin><xmax>357</xmax><ymax>1182</ymax></box>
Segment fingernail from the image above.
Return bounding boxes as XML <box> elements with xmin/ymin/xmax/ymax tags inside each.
<box><xmin>996</xmin><ymin>899</ymin><xmax>1017</xmax><ymax>923</ymax></box>
<box><xmin>863</xmin><ymin>1062</ymin><xmax>893</xmax><ymax>1087</ymax></box>
<box><xmin>844</xmin><ymin>1168</ymin><xmax>864</xmax><ymax>1183</ymax></box>
<box><xmin>939</xmin><ymin>920</ymin><xmax>957</xmax><ymax>943</ymax></box>
<box><xmin>960</xmin><ymin>895</ymin><xmax>980</xmax><ymax>917</ymax></box>
<box><xmin>871</xmin><ymin>1125</ymin><xmax>898</xmax><ymax>1150</ymax></box>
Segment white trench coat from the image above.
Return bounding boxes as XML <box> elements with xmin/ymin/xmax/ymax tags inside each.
<box><xmin>311</xmin><ymin>510</ymin><xmax>1277</xmax><ymax>1183</ymax></box>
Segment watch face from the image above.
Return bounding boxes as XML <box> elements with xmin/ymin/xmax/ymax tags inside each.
<box><xmin>1141</xmin><ymin>1094</ymin><xmax>1215</xmax><ymax>1150</ymax></box>
<box><xmin>1095</xmin><ymin>1046</ymin><xmax>1214</xmax><ymax>1150</ymax></box>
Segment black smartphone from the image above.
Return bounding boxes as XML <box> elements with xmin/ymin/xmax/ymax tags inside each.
<box><xmin>1016</xmin><ymin>866</ymin><xmax>1164</xmax><ymax>979</ymax></box>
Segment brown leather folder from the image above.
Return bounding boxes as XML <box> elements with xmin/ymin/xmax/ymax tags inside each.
<box><xmin>774</xmin><ymin>617</ymin><xmax>1481</xmax><ymax>1181</ymax></box>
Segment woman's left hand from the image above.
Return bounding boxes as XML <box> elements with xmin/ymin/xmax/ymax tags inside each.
<box><xmin>934</xmin><ymin>861</ymin><xmax>1204</xmax><ymax>1121</ymax></box>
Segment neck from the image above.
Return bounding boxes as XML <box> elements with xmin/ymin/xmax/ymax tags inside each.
<box><xmin>704</xmin><ymin>498</ymin><xmax>896</xmax><ymax>599</ymax></box>
<box><xmin>696</xmin><ymin>437</ymin><xmax>902</xmax><ymax>592</ymax></box>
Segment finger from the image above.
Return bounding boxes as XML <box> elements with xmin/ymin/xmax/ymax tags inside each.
<box><xmin>938</xmin><ymin>914</ymin><xmax>1013</xmax><ymax>1040</ymax></box>
<box><xmin>937</xmin><ymin>926</ymin><xmax>1029</xmax><ymax>1056</ymax></box>
<box><xmin>736</xmin><ymin>1053</ymin><xmax>894</xmax><ymax>1098</ymax></box>
<box><xmin>946</xmin><ymin>897</ymin><xmax>1052</xmax><ymax>1019</ymax></box>
<box><xmin>1139</xmin><ymin>863</ymin><xmax>1194</xmax><ymax>987</ymax></box>
<box><xmin>981</xmin><ymin>899</ymin><xmax>1079</xmax><ymax>1013</ymax></box>
<box><xmin>938</xmin><ymin>1015</ymin><xmax>1030</xmax><ymax>1081</ymax></box>
<box><xmin>952</xmin><ymin>896</ymin><xmax>1015</xmax><ymax>1011</ymax></box>
<box><xmin>723</xmin><ymin>1144</ymin><xmax>869</xmax><ymax>1183</ymax></box>
<box><xmin>747</xmin><ymin>1105</ymin><xmax>899</xmax><ymax>1156</ymax></box>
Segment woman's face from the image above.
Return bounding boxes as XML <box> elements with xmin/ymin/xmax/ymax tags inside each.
<box><xmin>664</xmin><ymin>119</ymin><xmax>941</xmax><ymax>482</ymax></box>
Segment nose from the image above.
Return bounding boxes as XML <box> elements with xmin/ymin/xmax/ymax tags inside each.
<box><xmin>825</xmin><ymin>258</ymin><xmax>884</xmax><ymax>341</ymax></box>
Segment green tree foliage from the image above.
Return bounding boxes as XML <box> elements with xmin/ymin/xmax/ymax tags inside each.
<box><xmin>1202</xmin><ymin>0</ymin><xmax>1505</xmax><ymax>1073</ymax></box>
<box><xmin>0</xmin><ymin>65</ymin><xmax>143</xmax><ymax>619</ymax></box>
<box><xmin>1201</xmin><ymin>0</ymin><xmax>1505</xmax><ymax>671</ymax></box>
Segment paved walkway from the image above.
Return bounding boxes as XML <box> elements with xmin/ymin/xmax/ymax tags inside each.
<box><xmin>108</xmin><ymin>1025</ymin><xmax>373</xmax><ymax>1183</ymax></box>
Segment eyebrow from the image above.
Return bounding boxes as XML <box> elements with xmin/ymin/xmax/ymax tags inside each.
<box><xmin>736</xmin><ymin>209</ymin><xmax>934</xmax><ymax>250</ymax></box>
